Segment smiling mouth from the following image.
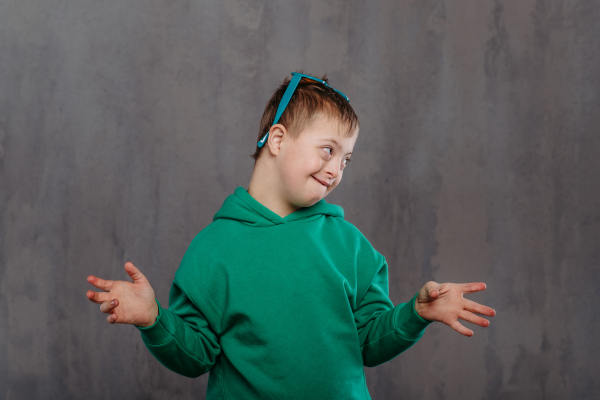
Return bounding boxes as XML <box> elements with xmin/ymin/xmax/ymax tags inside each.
<box><xmin>313</xmin><ymin>176</ymin><xmax>330</xmax><ymax>187</ymax></box>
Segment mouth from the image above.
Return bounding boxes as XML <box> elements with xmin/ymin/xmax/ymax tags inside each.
<box><xmin>312</xmin><ymin>176</ymin><xmax>330</xmax><ymax>187</ymax></box>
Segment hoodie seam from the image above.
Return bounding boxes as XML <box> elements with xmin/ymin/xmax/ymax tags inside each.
<box><xmin>356</xmin><ymin>255</ymin><xmax>386</xmax><ymax>310</ymax></box>
<box><xmin>174</xmin><ymin>273</ymin><xmax>223</xmax><ymax>332</ymax></box>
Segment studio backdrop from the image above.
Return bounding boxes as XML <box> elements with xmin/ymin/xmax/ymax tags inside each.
<box><xmin>1</xmin><ymin>1</ymin><xmax>598</xmax><ymax>399</ymax></box>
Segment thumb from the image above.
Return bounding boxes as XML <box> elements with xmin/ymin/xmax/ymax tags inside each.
<box><xmin>124</xmin><ymin>262</ymin><xmax>148</xmax><ymax>284</ymax></box>
<box><xmin>422</xmin><ymin>281</ymin><xmax>440</xmax><ymax>299</ymax></box>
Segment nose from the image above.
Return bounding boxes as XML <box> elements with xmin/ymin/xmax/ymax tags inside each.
<box><xmin>324</xmin><ymin>158</ymin><xmax>342</xmax><ymax>180</ymax></box>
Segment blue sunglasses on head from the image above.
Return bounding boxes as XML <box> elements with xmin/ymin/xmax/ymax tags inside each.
<box><xmin>257</xmin><ymin>72</ymin><xmax>350</xmax><ymax>148</ymax></box>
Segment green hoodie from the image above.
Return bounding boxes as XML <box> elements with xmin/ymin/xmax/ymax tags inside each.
<box><xmin>137</xmin><ymin>186</ymin><xmax>433</xmax><ymax>399</ymax></box>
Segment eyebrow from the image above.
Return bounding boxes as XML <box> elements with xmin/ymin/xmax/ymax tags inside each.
<box><xmin>319</xmin><ymin>138</ymin><xmax>353</xmax><ymax>156</ymax></box>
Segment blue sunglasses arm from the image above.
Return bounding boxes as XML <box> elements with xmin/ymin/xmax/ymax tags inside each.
<box><xmin>257</xmin><ymin>74</ymin><xmax>303</xmax><ymax>148</ymax></box>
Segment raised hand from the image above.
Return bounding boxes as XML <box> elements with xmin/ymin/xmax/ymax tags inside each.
<box><xmin>414</xmin><ymin>281</ymin><xmax>496</xmax><ymax>337</ymax></box>
<box><xmin>86</xmin><ymin>262</ymin><xmax>158</xmax><ymax>328</ymax></box>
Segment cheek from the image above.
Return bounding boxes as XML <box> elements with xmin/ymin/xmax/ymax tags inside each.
<box><xmin>294</xmin><ymin>153</ymin><xmax>322</xmax><ymax>176</ymax></box>
<box><xmin>281</xmin><ymin>157</ymin><xmax>315</xmax><ymax>183</ymax></box>
<box><xmin>306</xmin><ymin>151</ymin><xmax>324</xmax><ymax>170</ymax></box>
<box><xmin>306</xmin><ymin>158</ymin><xmax>323</xmax><ymax>174</ymax></box>
<box><xmin>279</xmin><ymin>148</ymin><xmax>323</xmax><ymax>184</ymax></box>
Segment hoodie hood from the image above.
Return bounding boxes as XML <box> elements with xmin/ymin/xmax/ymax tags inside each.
<box><xmin>213</xmin><ymin>186</ymin><xmax>344</xmax><ymax>227</ymax></box>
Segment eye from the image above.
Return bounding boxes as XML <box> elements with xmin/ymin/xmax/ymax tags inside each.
<box><xmin>323</xmin><ymin>146</ymin><xmax>351</xmax><ymax>168</ymax></box>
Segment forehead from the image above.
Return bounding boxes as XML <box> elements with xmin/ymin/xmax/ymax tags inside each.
<box><xmin>300</xmin><ymin>114</ymin><xmax>357</xmax><ymax>151</ymax></box>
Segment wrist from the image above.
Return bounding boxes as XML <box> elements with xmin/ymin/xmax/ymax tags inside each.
<box><xmin>414</xmin><ymin>295</ymin><xmax>422</xmax><ymax>315</ymax></box>
<box><xmin>413</xmin><ymin>293</ymin><xmax>433</xmax><ymax>323</ymax></box>
<box><xmin>138</xmin><ymin>300</ymin><xmax>159</xmax><ymax>328</ymax></box>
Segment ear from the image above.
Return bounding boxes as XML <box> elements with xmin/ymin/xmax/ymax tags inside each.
<box><xmin>266</xmin><ymin>124</ymin><xmax>287</xmax><ymax>156</ymax></box>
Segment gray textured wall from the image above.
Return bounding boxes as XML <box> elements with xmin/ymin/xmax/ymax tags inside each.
<box><xmin>1</xmin><ymin>1</ymin><xmax>598</xmax><ymax>399</ymax></box>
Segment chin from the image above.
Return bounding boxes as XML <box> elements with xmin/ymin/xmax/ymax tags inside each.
<box><xmin>292</xmin><ymin>176</ymin><xmax>328</xmax><ymax>207</ymax></box>
<box><xmin>309</xmin><ymin>186</ymin><xmax>329</xmax><ymax>204</ymax></box>
<box><xmin>301</xmin><ymin>192</ymin><xmax>321</xmax><ymax>207</ymax></box>
<box><xmin>293</xmin><ymin>185</ymin><xmax>318</xmax><ymax>206</ymax></box>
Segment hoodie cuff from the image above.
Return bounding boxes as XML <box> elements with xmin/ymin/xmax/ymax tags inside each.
<box><xmin>395</xmin><ymin>292</ymin><xmax>434</xmax><ymax>340</ymax></box>
<box><xmin>136</xmin><ymin>299</ymin><xmax>172</xmax><ymax>345</ymax></box>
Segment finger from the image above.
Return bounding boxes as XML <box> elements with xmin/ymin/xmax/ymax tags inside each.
<box><xmin>100</xmin><ymin>299</ymin><xmax>119</xmax><ymax>313</ymax></box>
<box><xmin>459</xmin><ymin>310</ymin><xmax>490</xmax><ymax>328</ymax></box>
<box><xmin>450</xmin><ymin>320</ymin><xmax>474</xmax><ymax>337</ymax></box>
<box><xmin>86</xmin><ymin>290</ymin><xmax>110</xmax><ymax>304</ymax></box>
<box><xmin>459</xmin><ymin>282</ymin><xmax>486</xmax><ymax>294</ymax></box>
<box><xmin>428</xmin><ymin>284</ymin><xmax>440</xmax><ymax>299</ymax></box>
<box><xmin>87</xmin><ymin>275</ymin><xmax>115</xmax><ymax>291</ymax></box>
<box><xmin>124</xmin><ymin>262</ymin><xmax>149</xmax><ymax>284</ymax></box>
<box><xmin>464</xmin><ymin>298</ymin><xmax>496</xmax><ymax>317</ymax></box>
<box><xmin>107</xmin><ymin>313</ymin><xmax>118</xmax><ymax>324</ymax></box>
<box><xmin>421</xmin><ymin>281</ymin><xmax>440</xmax><ymax>299</ymax></box>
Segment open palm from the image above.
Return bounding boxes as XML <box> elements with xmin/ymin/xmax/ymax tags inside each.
<box><xmin>414</xmin><ymin>281</ymin><xmax>496</xmax><ymax>337</ymax></box>
<box><xmin>86</xmin><ymin>262</ymin><xmax>158</xmax><ymax>327</ymax></box>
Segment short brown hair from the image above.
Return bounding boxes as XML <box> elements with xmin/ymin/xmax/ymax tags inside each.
<box><xmin>250</xmin><ymin>70</ymin><xmax>360</xmax><ymax>163</ymax></box>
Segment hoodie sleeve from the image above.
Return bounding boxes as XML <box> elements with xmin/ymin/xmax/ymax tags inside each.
<box><xmin>354</xmin><ymin>257</ymin><xmax>434</xmax><ymax>367</ymax></box>
<box><xmin>135</xmin><ymin>231</ymin><xmax>223</xmax><ymax>379</ymax></box>
<box><xmin>136</xmin><ymin>276</ymin><xmax>221</xmax><ymax>378</ymax></box>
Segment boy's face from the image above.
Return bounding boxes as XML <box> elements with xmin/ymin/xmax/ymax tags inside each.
<box><xmin>276</xmin><ymin>113</ymin><xmax>358</xmax><ymax>208</ymax></box>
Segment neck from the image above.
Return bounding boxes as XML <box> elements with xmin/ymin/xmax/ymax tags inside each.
<box><xmin>247</xmin><ymin>158</ymin><xmax>301</xmax><ymax>219</ymax></box>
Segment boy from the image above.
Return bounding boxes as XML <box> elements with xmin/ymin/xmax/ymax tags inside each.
<box><xmin>86</xmin><ymin>71</ymin><xmax>496</xmax><ymax>399</ymax></box>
